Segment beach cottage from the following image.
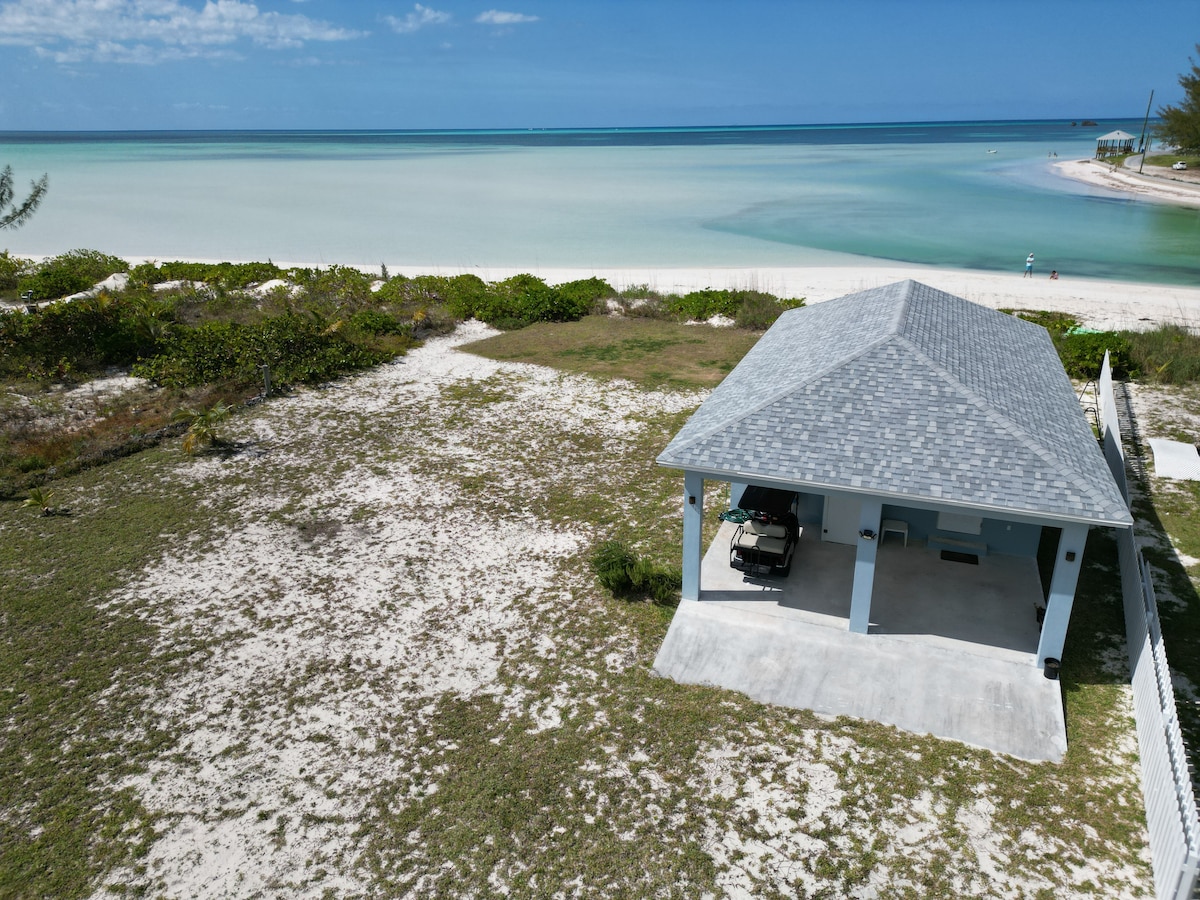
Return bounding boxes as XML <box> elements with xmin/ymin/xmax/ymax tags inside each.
<box><xmin>1095</xmin><ymin>129</ymin><xmax>1137</xmax><ymax>158</ymax></box>
<box><xmin>653</xmin><ymin>280</ymin><xmax>1131</xmax><ymax>761</ymax></box>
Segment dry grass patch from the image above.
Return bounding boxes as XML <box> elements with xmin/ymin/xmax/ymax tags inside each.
<box><xmin>461</xmin><ymin>315</ymin><xmax>760</xmax><ymax>390</ymax></box>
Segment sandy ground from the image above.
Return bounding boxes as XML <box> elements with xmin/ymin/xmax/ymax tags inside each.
<box><xmin>83</xmin><ymin>322</ymin><xmax>1153</xmax><ymax>898</ymax></box>
<box><xmin>1052</xmin><ymin>157</ymin><xmax>1200</xmax><ymax>210</ymax></box>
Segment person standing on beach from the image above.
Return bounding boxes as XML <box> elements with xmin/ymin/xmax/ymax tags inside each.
<box><xmin>1024</xmin><ymin>252</ymin><xmax>1035</xmax><ymax>278</ymax></box>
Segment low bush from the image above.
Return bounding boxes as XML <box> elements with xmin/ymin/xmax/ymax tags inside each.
<box><xmin>465</xmin><ymin>274</ymin><xmax>597</xmax><ymax>329</ymax></box>
<box><xmin>129</xmin><ymin>260</ymin><xmax>283</xmax><ymax>289</ymax></box>
<box><xmin>617</xmin><ymin>283</ymin><xmax>668</xmax><ymax>301</ymax></box>
<box><xmin>347</xmin><ymin>308</ymin><xmax>412</xmax><ymax>337</ymax></box>
<box><xmin>608</xmin><ymin>296</ymin><xmax>676</xmax><ymax>321</ymax></box>
<box><xmin>736</xmin><ymin>292</ymin><xmax>805</xmax><ymax>330</ymax></box>
<box><xmin>490</xmin><ymin>274</ymin><xmax>556</xmax><ymax>327</ymax></box>
<box><xmin>376</xmin><ymin>274</ymin><xmax>491</xmax><ymax>322</ymax></box>
<box><xmin>665</xmin><ymin>288</ymin><xmax>804</xmax><ymax>327</ymax></box>
<box><xmin>591</xmin><ymin>539</ymin><xmax>681</xmax><ymax>606</ymax></box>
<box><xmin>555</xmin><ymin>277</ymin><xmax>616</xmax><ymax>314</ymax></box>
<box><xmin>18</xmin><ymin>249</ymin><xmax>129</xmax><ymax>301</ymax></box>
<box><xmin>0</xmin><ymin>293</ymin><xmax>162</xmax><ymax>377</ymax></box>
<box><xmin>668</xmin><ymin>289</ymin><xmax>742</xmax><ymax>321</ymax></box>
<box><xmin>1056</xmin><ymin>330</ymin><xmax>1135</xmax><ymax>379</ymax></box>
<box><xmin>0</xmin><ymin>251</ymin><xmax>34</xmax><ymax>294</ymax></box>
<box><xmin>436</xmin><ymin>275</ymin><xmax>491</xmax><ymax>320</ymax></box>
<box><xmin>132</xmin><ymin>314</ymin><xmax>393</xmax><ymax>389</ymax></box>
<box><xmin>1006</xmin><ymin>309</ymin><xmax>1080</xmax><ymax>336</ymax></box>
<box><xmin>289</xmin><ymin>265</ymin><xmax>374</xmax><ymax>307</ymax></box>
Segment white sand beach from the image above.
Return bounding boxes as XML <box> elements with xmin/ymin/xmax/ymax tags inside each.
<box><xmin>1052</xmin><ymin>157</ymin><xmax>1200</xmax><ymax>210</ymax></box>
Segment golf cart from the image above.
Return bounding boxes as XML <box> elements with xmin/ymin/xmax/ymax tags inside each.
<box><xmin>727</xmin><ymin>485</ymin><xmax>801</xmax><ymax>577</ymax></box>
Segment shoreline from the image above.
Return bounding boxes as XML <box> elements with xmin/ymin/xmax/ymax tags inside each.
<box><xmin>1051</xmin><ymin>157</ymin><xmax>1200</xmax><ymax>210</ymax></box>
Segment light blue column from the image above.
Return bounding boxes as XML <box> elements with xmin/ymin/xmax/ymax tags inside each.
<box><xmin>730</xmin><ymin>482</ymin><xmax>748</xmax><ymax>510</ymax></box>
<box><xmin>848</xmin><ymin>498</ymin><xmax>883</xmax><ymax>634</ymax></box>
<box><xmin>681</xmin><ymin>471</ymin><xmax>705</xmax><ymax>602</ymax></box>
<box><xmin>1037</xmin><ymin>523</ymin><xmax>1089</xmax><ymax>667</ymax></box>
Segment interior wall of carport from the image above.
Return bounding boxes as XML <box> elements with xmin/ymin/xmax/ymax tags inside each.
<box><xmin>879</xmin><ymin>504</ymin><xmax>1042</xmax><ymax>557</ymax></box>
<box><xmin>734</xmin><ymin>486</ymin><xmax>1043</xmax><ymax>558</ymax></box>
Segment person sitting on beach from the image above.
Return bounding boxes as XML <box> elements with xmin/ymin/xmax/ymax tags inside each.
<box><xmin>1024</xmin><ymin>253</ymin><xmax>1035</xmax><ymax>278</ymax></box>
<box><xmin>1050</xmin><ymin>270</ymin><xmax>1059</xmax><ymax>280</ymax></box>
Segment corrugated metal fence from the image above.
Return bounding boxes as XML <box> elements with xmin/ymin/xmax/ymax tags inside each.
<box><xmin>1100</xmin><ymin>353</ymin><xmax>1200</xmax><ymax>900</ymax></box>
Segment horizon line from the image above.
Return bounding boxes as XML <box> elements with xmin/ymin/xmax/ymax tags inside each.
<box><xmin>0</xmin><ymin>117</ymin><xmax>1154</xmax><ymax>137</ymax></box>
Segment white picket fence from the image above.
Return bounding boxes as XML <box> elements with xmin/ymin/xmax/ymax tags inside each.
<box><xmin>1100</xmin><ymin>353</ymin><xmax>1200</xmax><ymax>900</ymax></box>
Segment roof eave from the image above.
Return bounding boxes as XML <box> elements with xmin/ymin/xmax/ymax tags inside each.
<box><xmin>655</xmin><ymin>458</ymin><xmax>1133</xmax><ymax>529</ymax></box>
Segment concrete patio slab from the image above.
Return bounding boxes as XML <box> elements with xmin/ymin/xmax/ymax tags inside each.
<box><xmin>653</xmin><ymin>523</ymin><xmax>1067</xmax><ymax>761</ymax></box>
<box><xmin>653</xmin><ymin>600</ymin><xmax>1067</xmax><ymax>761</ymax></box>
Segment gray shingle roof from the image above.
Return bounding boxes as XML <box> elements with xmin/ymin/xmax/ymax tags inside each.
<box><xmin>657</xmin><ymin>280</ymin><xmax>1131</xmax><ymax>526</ymax></box>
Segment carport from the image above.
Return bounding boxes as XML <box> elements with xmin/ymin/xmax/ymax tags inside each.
<box><xmin>653</xmin><ymin>281</ymin><xmax>1132</xmax><ymax>760</ymax></box>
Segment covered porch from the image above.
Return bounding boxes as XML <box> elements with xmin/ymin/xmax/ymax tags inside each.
<box><xmin>652</xmin><ymin>522</ymin><xmax>1067</xmax><ymax>761</ymax></box>
<box><xmin>701</xmin><ymin>521</ymin><xmax>1045</xmax><ymax>658</ymax></box>
<box><xmin>654</xmin><ymin>282</ymin><xmax>1133</xmax><ymax>762</ymax></box>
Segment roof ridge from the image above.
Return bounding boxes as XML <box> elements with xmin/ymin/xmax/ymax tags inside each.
<box><xmin>660</xmin><ymin>331</ymin><xmax>898</xmax><ymax>457</ymax></box>
<box><xmin>898</xmin><ymin>336</ymin><xmax>1118</xmax><ymax>511</ymax></box>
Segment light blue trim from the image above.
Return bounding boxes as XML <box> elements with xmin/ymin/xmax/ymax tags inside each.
<box><xmin>1037</xmin><ymin>522</ymin><xmax>1089</xmax><ymax>666</ymax></box>
<box><xmin>682</xmin><ymin>471</ymin><xmax>705</xmax><ymax>602</ymax></box>
<box><xmin>849</xmin><ymin>498</ymin><xmax>883</xmax><ymax>634</ymax></box>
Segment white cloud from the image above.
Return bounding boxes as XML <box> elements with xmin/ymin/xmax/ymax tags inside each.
<box><xmin>384</xmin><ymin>3</ymin><xmax>449</xmax><ymax>35</ymax></box>
<box><xmin>474</xmin><ymin>9</ymin><xmax>538</xmax><ymax>26</ymax></box>
<box><xmin>0</xmin><ymin>0</ymin><xmax>363</xmax><ymax>63</ymax></box>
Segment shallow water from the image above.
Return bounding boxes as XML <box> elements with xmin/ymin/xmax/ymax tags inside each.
<box><xmin>1</xmin><ymin>121</ymin><xmax>1197</xmax><ymax>284</ymax></box>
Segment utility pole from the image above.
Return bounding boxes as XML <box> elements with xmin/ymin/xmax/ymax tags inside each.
<box><xmin>1138</xmin><ymin>89</ymin><xmax>1154</xmax><ymax>174</ymax></box>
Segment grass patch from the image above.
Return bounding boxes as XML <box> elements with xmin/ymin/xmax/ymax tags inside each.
<box><xmin>0</xmin><ymin>449</ymin><xmax>223</xmax><ymax>897</ymax></box>
<box><xmin>460</xmin><ymin>315</ymin><xmax>759</xmax><ymax>390</ymax></box>
<box><xmin>1144</xmin><ymin>154</ymin><xmax>1199</xmax><ymax>169</ymax></box>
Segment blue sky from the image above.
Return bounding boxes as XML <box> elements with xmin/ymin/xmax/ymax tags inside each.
<box><xmin>0</xmin><ymin>0</ymin><xmax>1195</xmax><ymax>130</ymax></box>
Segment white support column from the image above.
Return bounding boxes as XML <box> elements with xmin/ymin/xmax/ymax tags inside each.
<box><xmin>1037</xmin><ymin>522</ymin><xmax>1089</xmax><ymax>667</ymax></box>
<box><xmin>848</xmin><ymin>498</ymin><xmax>883</xmax><ymax>634</ymax></box>
<box><xmin>681</xmin><ymin>471</ymin><xmax>705</xmax><ymax>602</ymax></box>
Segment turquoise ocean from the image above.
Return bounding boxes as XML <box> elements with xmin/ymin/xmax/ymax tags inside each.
<box><xmin>1</xmin><ymin>120</ymin><xmax>1197</xmax><ymax>285</ymax></box>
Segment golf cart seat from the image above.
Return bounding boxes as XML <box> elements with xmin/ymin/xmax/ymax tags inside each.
<box><xmin>728</xmin><ymin>486</ymin><xmax>801</xmax><ymax>577</ymax></box>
